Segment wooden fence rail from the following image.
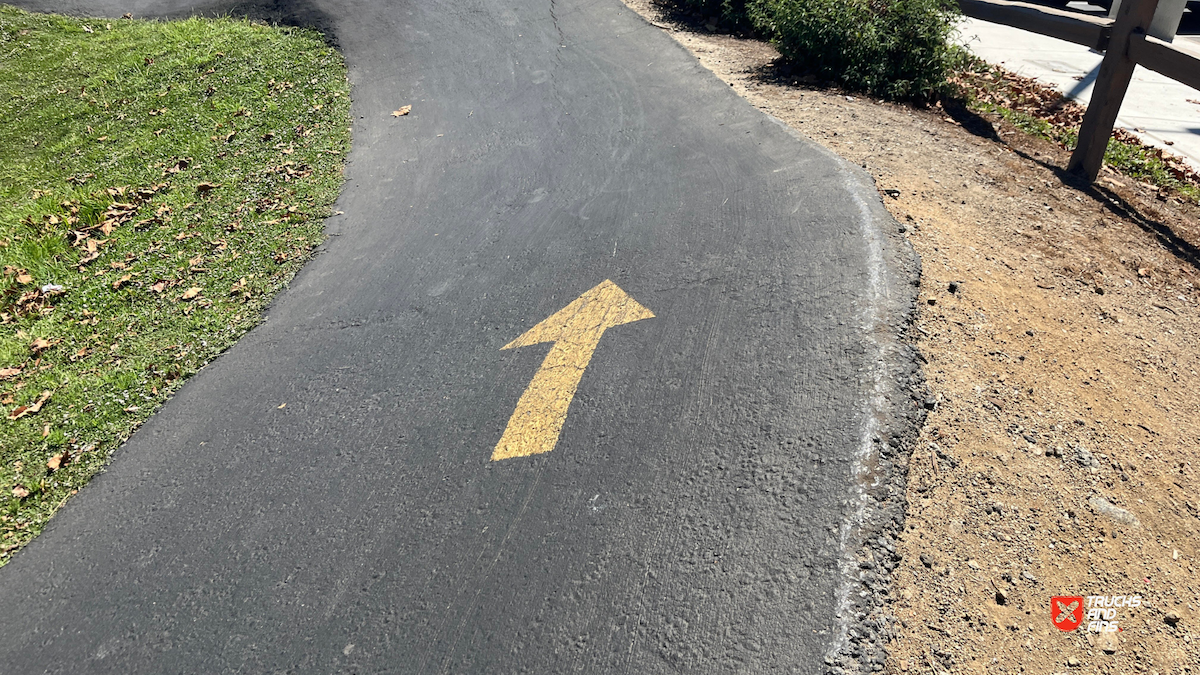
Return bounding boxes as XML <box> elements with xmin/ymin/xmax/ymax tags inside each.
<box><xmin>958</xmin><ymin>0</ymin><xmax>1200</xmax><ymax>181</ymax></box>
<box><xmin>959</xmin><ymin>0</ymin><xmax>1112</xmax><ymax>49</ymax></box>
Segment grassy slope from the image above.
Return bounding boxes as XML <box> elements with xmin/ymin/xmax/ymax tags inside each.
<box><xmin>0</xmin><ymin>6</ymin><xmax>350</xmax><ymax>563</ymax></box>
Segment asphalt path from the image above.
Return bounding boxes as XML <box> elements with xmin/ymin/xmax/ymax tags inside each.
<box><xmin>1</xmin><ymin>0</ymin><xmax>921</xmax><ymax>672</ymax></box>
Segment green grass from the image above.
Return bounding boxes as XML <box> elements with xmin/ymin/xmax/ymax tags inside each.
<box><xmin>0</xmin><ymin>6</ymin><xmax>351</xmax><ymax>564</ymax></box>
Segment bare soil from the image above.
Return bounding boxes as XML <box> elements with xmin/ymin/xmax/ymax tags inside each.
<box><xmin>620</xmin><ymin>2</ymin><xmax>1200</xmax><ymax>672</ymax></box>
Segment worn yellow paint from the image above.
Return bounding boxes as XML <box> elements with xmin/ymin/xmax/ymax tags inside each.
<box><xmin>492</xmin><ymin>280</ymin><xmax>654</xmax><ymax>461</ymax></box>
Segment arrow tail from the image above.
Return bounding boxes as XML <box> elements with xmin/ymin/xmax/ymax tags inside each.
<box><xmin>492</xmin><ymin>340</ymin><xmax>597</xmax><ymax>460</ymax></box>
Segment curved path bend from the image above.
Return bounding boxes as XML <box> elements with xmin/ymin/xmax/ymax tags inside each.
<box><xmin>2</xmin><ymin>0</ymin><xmax>922</xmax><ymax>672</ymax></box>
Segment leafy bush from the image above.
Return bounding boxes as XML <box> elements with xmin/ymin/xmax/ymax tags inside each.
<box><xmin>744</xmin><ymin>0</ymin><xmax>960</xmax><ymax>100</ymax></box>
<box><xmin>669</xmin><ymin>0</ymin><xmax>752</xmax><ymax>29</ymax></box>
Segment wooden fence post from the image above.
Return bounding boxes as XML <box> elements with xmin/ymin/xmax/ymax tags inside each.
<box><xmin>1067</xmin><ymin>0</ymin><xmax>1161</xmax><ymax>181</ymax></box>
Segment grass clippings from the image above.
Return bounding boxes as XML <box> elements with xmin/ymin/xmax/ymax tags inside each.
<box><xmin>0</xmin><ymin>5</ymin><xmax>351</xmax><ymax>564</ymax></box>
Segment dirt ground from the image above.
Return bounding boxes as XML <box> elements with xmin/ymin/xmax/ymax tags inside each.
<box><xmin>621</xmin><ymin>2</ymin><xmax>1199</xmax><ymax>672</ymax></box>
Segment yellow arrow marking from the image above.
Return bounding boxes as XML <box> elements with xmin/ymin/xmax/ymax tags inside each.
<box><xmin>493</xmin><ymin>280</ymin><xmax>654</xmax><ymax>461</ymax></box>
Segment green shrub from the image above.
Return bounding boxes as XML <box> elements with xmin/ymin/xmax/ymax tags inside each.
<box><xmin>670</xmin><ymin>0</ymin><xmax>753</xmax><ymax>28</ymax></box>
<box><xmin>747</xmin><ymin>0</ymin><xmax>959</xmax><ymax>100</ymax></box>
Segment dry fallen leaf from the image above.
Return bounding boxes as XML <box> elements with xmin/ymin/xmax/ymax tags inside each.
<box><xmin>12</xmin><ymin>485</ymin><xmax>29</xmax><ymax>499</ymax></box>
<box><xmin>180</xmin><ymin>287</ymin><xmax>202</xmax><ymax>301</ymax></box>
<box><xmin>30</xmin><ymin>338</ymin><xmax>52</xmax><ymax>353</ymax></box>
<box><xmin>47</xmin><ymin>453</ymin><xmax>64</xmax><ymax>471</ymax></box>
<box><xmin>42</xmin><ymin>424</ymin><xmax>50</xmax><ymax>438</ymax></box>
<box><xmin>150</xmin><ymin>280</ymin><xmax>167</xmax><ymax>293</ymax></box>
<box><xmin>112</xmin><ymin>273</ymin><xmax>132</xmax><ymax>290</ymax></box>
<box><xmin>195</xmin><ymin>182</ymin><xmax>221</xmax><ymax>193</ymax></box>
<box><xmin>15</xmin><ymin>272</ymin><xmax>33</xmax><ymax>284</ymax></box>
<box><xmin>391</xmin><ymin>105</ymin><xmax>412</xmax><ymax>117</ymax></box>
<box><xmin>8</xmin><ymin>390</ymin><xmax>51</xmax><ymax>420</ymax></box>
<box><xmin>0</xmin><ymin>367</ymin><xmax>21</xmax><ymax>380</ymax></box>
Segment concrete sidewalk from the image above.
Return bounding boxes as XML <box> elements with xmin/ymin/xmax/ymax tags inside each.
<box><xmin>955</xmin><ymin>5</ymin><xmax>1200</xmax><ymax>171</ymax></box>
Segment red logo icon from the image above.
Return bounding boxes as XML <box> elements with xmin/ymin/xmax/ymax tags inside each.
<box><xmin>1052</xmin><ymin>596</ymin><xmax>1084</xmax><ymax>631</ymax></box>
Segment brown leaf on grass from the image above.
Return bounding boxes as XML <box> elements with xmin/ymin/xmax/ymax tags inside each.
<box><xmin>391</xmin><ymin>105</ymin><xmax>412</xmax><ymax>117</ymax></box>
<box><xmin>180</xmin><ymin>287</ymin><xmax>202</xmax><ymax>301</ymax></box>
<box><xmin>112</xmin><ymin>274</ymin><xmax>132</xmax><ymax>290</ymax></box>
<box><xmin>9</xmin><ymin>289</ymin><xmax>56</xmax><ymax>320</ymax></box>
<box><xmin>70</xmin><ymin>347</ymin><xmax>89</xmax><ymax>361</ymax></box>
<box><xmin>150</xmin><ymin>280</ymin><xmax>168</xmax><ymax>293</ymax></box>
<box><xmin>230</xmin><ymin>277</ymin><xmax>251</xmax><ymax>300</ymax></box>
<box><xmin>0</xmin><ymin>367</ymin><xmax>22</xmax><ymax>380</ymax></box>
<box><xmin>47</xmin><ymin>451</ymin><xmax>66</xmax><ymax>471</ymax></box>
<box><xmin>76</xmin><ymin>237</ymin><xmax>107</xmax><ymax>266</ymax></box>
<box><xmin>195</xmin><ymin>182</ymin><xmax>221</xmax><ymax>194</ymax></box>
<box><xmin>15</xmin><ymin>271</ymin><xmax>33</xmax><ymax>285</ymax></box>
<box><xmin>41</xmin><ymin>424</ymin><xmax>50</xmax><ymax>439</ymax></box>
<box><xmin>8</xmin><ymin>390</ymin><xmax>51</xmax><ymax>420</ymax></box>
<box><xmin>30</xmin><ymin>338</ymin><xmax>52</xmax><ymax>354</ymax></box>
<box><xmin>12</xmin><ymin>485</ymin><xmax>29</xmax><ymax>499</ymax></box>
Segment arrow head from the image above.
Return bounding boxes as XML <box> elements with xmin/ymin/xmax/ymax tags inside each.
<box><xmin>503</xmin><ymin>280</ymin><xmax>654</xmax><ymax>350</ymax></box>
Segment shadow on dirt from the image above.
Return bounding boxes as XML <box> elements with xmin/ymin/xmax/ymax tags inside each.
<box><xmin>985</xmin><ymin>135</ymin><xmax>1200</xmax><ymax>275</ymax></box>
<box><xmin>942</xmin><ymin>98</ymin><xmax>1003</xmax><ymax>143</ymax></box>
<box><xmin>1091</xmin><ymin>185</ymin><xmax>1200</xmax><ymax>271</ymax></box>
